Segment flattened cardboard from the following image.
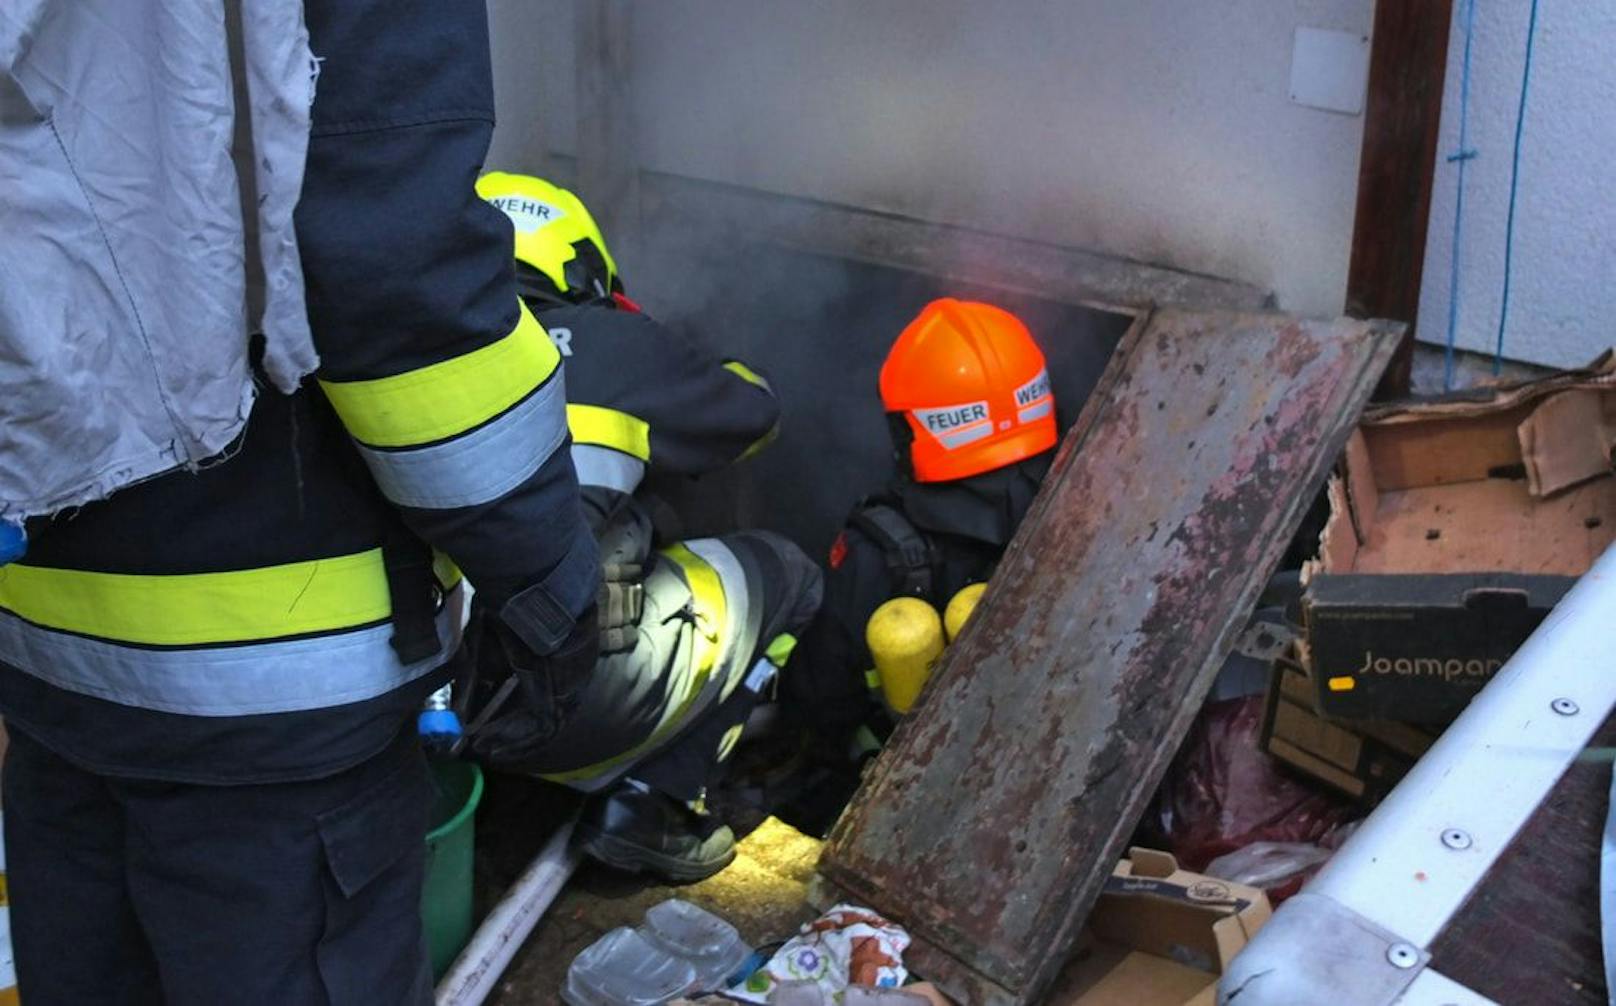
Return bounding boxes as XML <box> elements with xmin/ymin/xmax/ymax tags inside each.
<box><xmin>1518</xmin><ymin>388</ymin><xmax>1616</xmax><ymax>497</ymax></box>
<box><xmin>1048</xmin><ymin>849</ymin><xmax>1271</xmax><ymax>1006</ymax></box>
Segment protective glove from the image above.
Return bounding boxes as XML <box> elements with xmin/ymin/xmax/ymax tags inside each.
<box><xmin>598</xmin><ymin>562</ymin><xmax>644</xmax><ymax>655</ymax></box>
<box><xmin>460</xmin><ymin>601</ymin><xmax>600</xmax><ymax>772</ymax></box>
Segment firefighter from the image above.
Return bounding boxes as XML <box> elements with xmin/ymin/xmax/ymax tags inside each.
<box><xmin>0</xmin><ymin>4</ymin><xmax>595</xmax><ymax>1003</ymax></box>
<box><xmin>469</xmin><ymin>172</ymin><xmax>823</xmax><ymax>882</ymax></box>
<box><xmin>781</xmin><ymin>299</ymin><xmax>1058</xmax><ymax>833</ymax></box>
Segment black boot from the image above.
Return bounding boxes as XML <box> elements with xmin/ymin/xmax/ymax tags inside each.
<box><xmin>577</xmin><ymin>782</ymin><xmax>737</xmax><ymax>883</ymax></box>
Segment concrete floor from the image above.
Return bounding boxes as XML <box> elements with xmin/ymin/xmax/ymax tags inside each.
<box><xmin>471</xmin><ymin>774</ymin><xmax>823</xmax><ymax>1005</ymax></box>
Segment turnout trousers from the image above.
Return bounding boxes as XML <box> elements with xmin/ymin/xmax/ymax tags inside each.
<box><xmin>522</xmin><ymin>530</ymin><xmax>822</xmax><ymax>801</ymax></box>
<box><xmin>1</xmin><ymin>723</ymin><xmax>433</xmax><ymax>1006</ymax></box>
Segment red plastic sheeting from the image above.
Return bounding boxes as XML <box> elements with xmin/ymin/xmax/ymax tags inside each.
<box><xmin>1155</xmin><ymin>697</ymin><xmax>1358</xmax><ymax>901</ymax></box>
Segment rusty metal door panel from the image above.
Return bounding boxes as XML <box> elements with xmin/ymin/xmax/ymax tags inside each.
<box><xmin>819</xmin><ymin>308</ymin><xmax>1402</xmax><ymax>1005</ymax></box>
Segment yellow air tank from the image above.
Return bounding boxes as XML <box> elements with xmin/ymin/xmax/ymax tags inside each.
<box><xmin>866</xmin><ymin>597</ymin><xmax>944</xmax><ymax>715</ymax></box>
<box><xmin>943</xmin><ymin>582</ymin><xmax>987</xmax><ymax>643</ymax></box>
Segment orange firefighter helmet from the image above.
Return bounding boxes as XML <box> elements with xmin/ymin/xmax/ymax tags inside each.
<box><xmin>879</xmin><ymin>299</ymin><xmax>1057</xmax><ymax>483</ymax></box>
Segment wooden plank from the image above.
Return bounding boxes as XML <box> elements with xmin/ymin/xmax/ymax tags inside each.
<box><xmin>1345</xmin><ymin>0</ymin><xmax>1455</xmax><ymax>398</ymax></box>
<box><xmin>638</xmin><ymin>172</ymin><xmax>1271</xmax><ymax>315</ymax></box>
<box><xmin>820</xmin><ymin>308</ymin><xmax>1403</xmax><ymax>1005</ymax></box>
<box><xmin>573</xmin><ymin>0</ymin><xmax>640</xmax><ymax>268</ymax></box>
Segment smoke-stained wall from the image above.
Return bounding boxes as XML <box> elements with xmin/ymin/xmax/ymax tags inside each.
<box><xmin>485</xmin><ymin>0</ymin><xmax>1375</xmax><ymax>317</ymax></box>
<box><xmin>487</xmin><ymin>0</ymin><xmax>575</xmax><ymax>171</ymax></box>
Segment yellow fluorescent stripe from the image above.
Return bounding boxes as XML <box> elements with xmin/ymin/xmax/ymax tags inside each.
<box><xmin>432</xmin><ymin>550</ymin><xmax>464</xmax><ymax>591</ymax></box>
<box><xmin>567</xmin><ymin>404</ymin><xmax>651</xmax><ymax>461</ymax></box>
<box><xmin>542</xmin><ymin>544</ymin><xmax>726</xmax><ymax>786</ymax></box>
<box><xmin>320</xmin><ymin>301</ymin><xmax>561</xmax><ymax>448</ymax></box>
<box><xmin>739</xmin><ymin>423</ymin><xmax>780</xmax><ymax>462</ymax></box>
<box><xmin>662</xmin><ymin>543</ymin><xmax>726</xmax><ymax>681</ymax></box>
<box><xmin>723</xmin><ymin>359</ymin><xmax>772</xmax><ymax>391</ymax></box>
<box><xmin>765</xmin><ymin>633</ymin><xmax>798</xmax><ymax>667</ymax></box>
<box><xmin>0</xmin><ymin>551</ymin><xmax>392</xmax><ymax>647</ymax></box>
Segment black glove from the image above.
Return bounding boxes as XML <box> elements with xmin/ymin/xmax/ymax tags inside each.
<box><xmin>461</xmin><ymin>602</ymin><xmax>600</xmax><ymax>772</ymax></box>
<box><xmin>598</xmin><ymin>562</ymin><xmax>644</xmax><ymax>655</ymax></box>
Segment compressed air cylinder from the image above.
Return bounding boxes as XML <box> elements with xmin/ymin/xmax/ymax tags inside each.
<box><xmin>866</xmin><ymin>597</ymin><xmax>945</xmax><ymax>715</ymax></box>
<box><xmin>943</xmin><ymin>582</ymin><xmax>987</xmax><ymax>643</ymax></box>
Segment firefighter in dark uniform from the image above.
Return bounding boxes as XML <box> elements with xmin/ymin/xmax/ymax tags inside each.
<box><xmin>467</xmin><ymin>173</ymin><xmax>822</xmax><ymax>882</ymax></box>
<box><xmin>0</xmin><ymin>5</ymin><xmax>598</xmax><ymax>1004</ymax></box>
<box><xmin>781</xmin><ymin>299</ymin><xmax>1058</xmax><ymax>833</ymax></box>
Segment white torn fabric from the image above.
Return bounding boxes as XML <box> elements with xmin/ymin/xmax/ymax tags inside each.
<box><xmin>0</xmin><ymin>0</ymin><xmax>318</xmax><ymax>518</ymax></box>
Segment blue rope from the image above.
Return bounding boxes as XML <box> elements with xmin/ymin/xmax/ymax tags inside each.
<box><xmin>1442</xmin><ymin>0</ymin><xmax>1479</xmax><ymax>391</ymax></box>
<box><xmin>1494</xmin><ymin>0</ymin><xmax>1542</xmax><ymax>375</ymax></box>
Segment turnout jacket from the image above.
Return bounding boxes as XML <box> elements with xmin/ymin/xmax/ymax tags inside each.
<box><xmin>535</xmin><ymin>300</ymin><xmax>778</xmax><ymax>514</ymax></box>
<box><xmin>0</xmin><ymin>0</ymin><xmax>595</xmax><ymax>783</ymax></box>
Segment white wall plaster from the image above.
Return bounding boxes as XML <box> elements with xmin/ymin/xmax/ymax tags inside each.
<box><xmin>1419</xmin><ymin>1</ymin><xmax>1616</xmax><ymax>370</ymax></box>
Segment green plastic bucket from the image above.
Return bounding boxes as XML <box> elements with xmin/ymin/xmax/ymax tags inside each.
<box><xmin>423</xmin><ymin>759</ymin><xmax>484</xmax><ymax>980</ymax></box>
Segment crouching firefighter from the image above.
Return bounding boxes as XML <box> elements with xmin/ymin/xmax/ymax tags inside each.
<box><xmin>780</xmin><ymin>299</ymin><xmax>1058</xmax><ymax>834</ymax></box>
<box><xmin>459</xmin><ymin>172</ymin><xmax>823</xmax><ymax>882</ymax></box>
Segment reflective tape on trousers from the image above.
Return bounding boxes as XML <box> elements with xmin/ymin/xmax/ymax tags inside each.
<box><xmin>681</xmin><ymin>537</ymin><xmax>752</xmax><ymax>703</ymax></box>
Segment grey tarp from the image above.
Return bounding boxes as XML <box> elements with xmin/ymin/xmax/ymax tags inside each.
<box><xmin>0</xmin><ymin>0</ymin><xmax>319</xmax><ymax>518</ymax></box>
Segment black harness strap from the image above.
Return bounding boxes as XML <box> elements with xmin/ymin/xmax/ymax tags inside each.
<box><xmin>381</xmin><ymin>524</ymin><xmax>443</xmax><ymax>665</ymax></box>
<box><xmin>849</xmin><ymin>502</ymin><xmax>936</xmax><ymax>603</ymax></box>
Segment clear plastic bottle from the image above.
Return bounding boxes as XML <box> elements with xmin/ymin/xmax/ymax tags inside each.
<box><xmin>417</xmin><ymin>683</ymin><xmax>461</xmax><ymax>746</ymax></box>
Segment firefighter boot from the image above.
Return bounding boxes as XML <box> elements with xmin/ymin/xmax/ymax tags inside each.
<box><xmin>577</xmin><ymin>780</ymin><xmax>737</xmax><ymax>883</ymax></box>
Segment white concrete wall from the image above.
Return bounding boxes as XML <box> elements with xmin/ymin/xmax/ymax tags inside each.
<box><xmin>486</xmin><ymin>0</ymin><xmax>1375</xmax><ymax>316</ymax></box>
<box><xmin>1418</xmin><ymin>1</ymin><xmax>1616</xmax><ymax>370</ymax></box>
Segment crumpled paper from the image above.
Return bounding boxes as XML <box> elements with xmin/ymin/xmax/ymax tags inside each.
<box><xmin>732</xmin><ymin>904</ymin><xmax>910</xmax><ymax>1002</ymax></box>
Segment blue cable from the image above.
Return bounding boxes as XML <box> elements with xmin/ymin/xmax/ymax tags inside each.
<box><xmin>1494</xmin><ymin>0</ymin><xmax>1542</xmax><ymax>375</ymax></box>
<box><xmin>1442</xmin><ymin>0</ymin><xmax>1479</xmax><ymax>391</ymax></box>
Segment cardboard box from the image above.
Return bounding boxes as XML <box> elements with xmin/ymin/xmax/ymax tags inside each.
<box><xmin>1305</xmin><ymin>572</ymin><xmax>1569</xmax><ymax>722</ymax></box>
<box><xmin>1304</xmin><ymin>355</ymin><xmax>1616</xmax><ymax>723</ymax></box>
<box><xmin>1260</xmin><ymin>656</ymin><xmax>1436</xmax><ymax>803</ymax></box>
<box><xmin>1048</xmin><ymin>848</ymin><xmax>1271</xmax><ymax>1006</ymax></box>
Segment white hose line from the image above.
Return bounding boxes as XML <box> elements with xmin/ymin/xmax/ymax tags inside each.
<box><xmin>436</xmin><ymin>815</ymin><xmax>583</xmax><ymax>1006</ymax></box>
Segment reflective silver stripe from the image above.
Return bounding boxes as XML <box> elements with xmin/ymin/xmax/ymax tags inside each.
<box><xmin>683</xmin><ymin>538</ymin><xmax>753</xmax><ymax>703</ymax></box>
<box><xmin>571</xmin><ymin>443</ymin><xmax>646</xmax><ymax>494</ymax></box>
<box><xmin>1018</xmin><ymin>399</ymin><xmax>1054</xmax><ymax>424</ymax></box>
<box><xmin>0</xmin><ymin>585</ymin><xmax>465</xmax><ymax>717</ymax></box>
<box><xmin>1014</xmin><ymin>369</ymin><xmax>1052</xmax><ymax>408</ymax></box>
<box><xmin>936</xmin><ymin>421</ymin><xmax>993</xmax><ymax>450</ymax></box>
<box><xmin>357</xmin><ymin>373</ymin><xmax>568</xmax><ymax>510</ymax></box>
